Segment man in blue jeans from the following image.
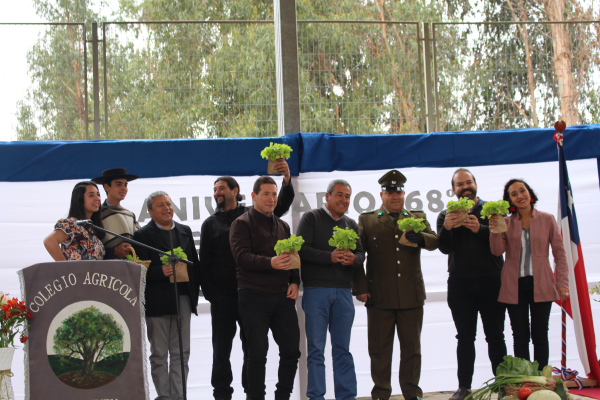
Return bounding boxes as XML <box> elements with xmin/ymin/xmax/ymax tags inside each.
<box><xmin>296</xmin><ymin>179</ymin><xmax>366</xmax><ymax>400</ymax></box>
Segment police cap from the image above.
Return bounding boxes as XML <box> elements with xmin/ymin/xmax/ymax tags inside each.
<box><xmin>378</xmin><ymin>170</ymin><xmax>407</xmax><ymax>192</ymax></box>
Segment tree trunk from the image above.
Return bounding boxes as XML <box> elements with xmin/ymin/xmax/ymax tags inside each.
<box><xmin>81</xmin><ymin>356</ymin><xmax>94</xmax><ymax>378</ymax></box>
<box><xmin>545</xmin><ymin>0</ymin><xmax>580</xmax><ymax>126</ymax></box>
<box><xmin>506</xmin><ymin>0</ymin><xmax>539</xmax><ymax>127</ymax></box>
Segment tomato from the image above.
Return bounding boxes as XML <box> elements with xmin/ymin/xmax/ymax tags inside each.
<box><xmin>518</xmin><ymin>387</ymin><xmax>533</xmax><ymax>400</ymax></box>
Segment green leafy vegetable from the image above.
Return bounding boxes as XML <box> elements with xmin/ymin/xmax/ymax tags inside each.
<box><xmin>160</xmin><ymin>247</ymin><xmax>188</xmax><ymax>265</ymax></box>
<box><xmin>328</xmin><ymin>227</ymin><xmax>359</xmax><ymax>250</ymax></box>
<box><xmin>126</xmin><ymin>254</ymin><xmax>134</xmax><ymax>261</ymax></box>
<box><xmin>496</xmin><ymin>355</ymin><xmax>542</xmax><ymax>377</ymax></box>
<box><xmin>397</xmin><ymin>218</ymin><xmax>427</xmax><ymax>233</ymax></box>
<box><xmin>274</xmin><ymin>235</ymin><xmax>304</xmax><ymax>255</ymax></box>
<box><xmin>260</xmin><ymin>142</ymin><xmax>293</xmax><ymax>161</ymax></box>
<box><xmin>481</xmin><ymin>200</ymin><xmax>511</xmax><ymax>219</ymax></box>
<box><xmin>466</xmin><ymin>356</ymin><xmax>555</xmax><ymax>400</ymax></box>
<box><xmin>447</xmin><ymin>197</ymin><xmax>475</xmax><ymax>212</ymax></box>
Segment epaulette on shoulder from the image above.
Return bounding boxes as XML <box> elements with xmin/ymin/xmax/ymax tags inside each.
<box><xmin>361</xmin><ymin>210</ymin><xmax>375</xmax><ymax>214</ymax></box>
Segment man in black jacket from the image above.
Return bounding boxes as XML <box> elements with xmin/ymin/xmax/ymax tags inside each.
<box><xmin>436</xmin><ymin>169</ymin><xmax>506</xmax><ymax>400</ymax></box>
<box><xmin>296</xmin><ymin>179</ymin><xmax>365</xmax><ymax>400</ymax></box>
<box><xmin>199</xmin><ymin>159</ymin><xmax>294</xmax><ymax>400</ymax></box>
<box><xmin>133</xmin><ymin>191</ymin><xmax>201</xmax><ymax>400</ymax></box>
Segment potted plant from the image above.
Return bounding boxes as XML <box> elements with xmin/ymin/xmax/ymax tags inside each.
<box><xmin>397</xmin><ymin>218</ymin><xmax>427</xmax><ymax>248</ymax></box>
<box><xmin>274</xmin><ymin>235</ymin><xmax>304</xmax><ymax>270</ymax></box>
<box><xmin>260</xmin><ymin>142</ymin><xmax>293</xmax><ymax>175</ymax></box>
<box><xmin>1</xmin><ymin>291</ymin><xmax>32</xmax><ymax>400</ymax></box>
<box><xmin>446</xmin><ymin>197</ymin><xmax>475</xmax><ymax>228</ymax></box>
<box><xmin>160</xmin><ymin>247</ymin><xmax>189</xmax><ymax>283</ymax></box>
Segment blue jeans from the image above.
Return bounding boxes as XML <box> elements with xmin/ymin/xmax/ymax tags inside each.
<box><xmin>302</xmin><ymin>287</ymin><xmax>357</xmax><ymax>400</ymax></box>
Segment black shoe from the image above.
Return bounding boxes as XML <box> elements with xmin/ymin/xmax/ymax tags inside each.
<box><xmin>449</xmin><ymin>387</ymin><xmax>472</xmax><ymax>400</ymax></box>
<box><xmin>408</xmin><ymin>397</ymin><xmax>424</xmax><ymax>400</ymax></box>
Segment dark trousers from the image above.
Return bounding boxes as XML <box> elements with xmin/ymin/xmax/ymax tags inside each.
<box><xmin>210</xmin><ymin>293</ymin><xmax>247</xmax><ymax>399</ymax></box>
<box><xmin>238</xmin><ymin>288</ymin><xmax>301</xmax><ymax>400</ymax></box>
<box><xmin>447</xmin><ymin>276</ymin><xmax>507</xmax><ymax>389</ymax></box>
<box><xmin>506</xmin><ymin>276</ymin><xmax>553</xmax><ymax>370</ymax></box>
<box><xmin>367</xmin><ymin>306</ymin><xmax>423</xmax><ymax>400</ymax></box>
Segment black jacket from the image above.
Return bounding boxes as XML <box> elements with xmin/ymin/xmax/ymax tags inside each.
<box><xmin>199</xmin><ymin>180</ymin><xmax>294</xmax><ymax>301</ymax></box>
<box><xmin>436</xmin><ymin>199</ymin><xmax>504</xmax><ymax>278</ymax></box>
<box><xmin>133</xmin><ymin>220</ymin><xmax>201</xmax><ymax>317</ymax></box>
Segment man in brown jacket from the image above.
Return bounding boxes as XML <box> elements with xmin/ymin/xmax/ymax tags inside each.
<box><xmin>354</xmin><ymin>170</ymin><xmax>439</xmax><ymax>400</ymax></box>
<box><xmin>229</xmin><ymin>176</ymin><xmax>301</xmax><ymax>400</ymax></box>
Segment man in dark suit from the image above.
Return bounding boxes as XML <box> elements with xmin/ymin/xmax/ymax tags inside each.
<box><xmin>133</xmin><ymin>190</ymin><xmax>201</xmax><ymax>400</ymax></box>
<box><xmin>353</xmin><ymin>170</ymin><xmax>439</xmax><ymax>400</ymax></box>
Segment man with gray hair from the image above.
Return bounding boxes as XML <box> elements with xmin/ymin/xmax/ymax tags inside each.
<box><xmin>133</xmin><ymin>191</ymin><xmax>201</xmax><ymax>400</ymax></box>
<box><xmin>296</xmin><ymin>179</ymin><xmax>365</xmax><ymax>400</ymax></box>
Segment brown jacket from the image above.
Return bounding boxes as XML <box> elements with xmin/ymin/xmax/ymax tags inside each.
<box><xmin>490</xmin><ymin>208</ymin><xmax>569</xmax><ymax>304</ymax></box>
<box><xmin>229</xmin><ymin>206</ymin><xmax>300</xmax><ymax>294</ymax></box>
<box><xmin>353</xmin><ymin>206</ymin><xmax>439</xmax><ymax>309</ymax></box>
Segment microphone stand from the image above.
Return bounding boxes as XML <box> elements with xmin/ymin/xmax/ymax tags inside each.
<box><xmin>77</xmin><ymin>220</ymin><xmax>190</xmax><ymax>399</ymax></box>
<box><xmin>169</xmin><ymin>227</ymin><xmax>187</xmax><ymax>400</ymax></box>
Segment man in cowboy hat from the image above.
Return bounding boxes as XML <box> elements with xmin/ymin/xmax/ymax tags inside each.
<box><xmin>353</xmin><ymin>169</ymin><xmax>438</xmax><ymax>400</ymax></box>
<box><xmin>92</xmin><ymin>168</ymin><xmax>141</xmax><ymax>259</ymax></box>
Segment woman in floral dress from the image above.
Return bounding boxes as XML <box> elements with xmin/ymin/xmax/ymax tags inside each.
<box><xmin>44</xmin><ymin>181</ymin><xmax>106</xmax><ymax>260</ymax></box>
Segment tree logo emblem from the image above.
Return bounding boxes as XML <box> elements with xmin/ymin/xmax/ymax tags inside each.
<box><xmin>47</xmin><ymin>301</ymin><xmax>131</xmax><ymax>389</ymax></box>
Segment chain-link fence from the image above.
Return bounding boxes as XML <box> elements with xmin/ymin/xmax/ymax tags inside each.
<box><xmin>298</xmin><ymin>21</ymin><xmax>424</xmax><ymax>135</ymax></box>
<box><xmin>433</xmin><ymin>21</ymin><xmax>600</xmax><ymax>132</ymax></box>
<box><xmin>103</xmin><ymin>21</ymin><xmax>277</xmax><ymax>139</ymax></box>
<box><xmin>3</xmin><ymin>20</ymin><xmax>600</xmax><ymax>140</ymax></box>
<box><xmin>0</xmin><ymin>23</ymin><xmax>87</xmax><ymax>141</ymax></box>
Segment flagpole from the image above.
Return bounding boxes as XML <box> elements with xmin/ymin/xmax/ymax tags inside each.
<box><xmin>562</xmin><ymin>299</ymin><xmax>567</xmax><ymax>369</ymax></box>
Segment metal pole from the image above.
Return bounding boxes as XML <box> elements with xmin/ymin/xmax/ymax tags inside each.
<box><xmin>422</xmin><ymin>22</ymin><xmax>435</xmax><ymax>134</ymax></box>
<box><xmin>92</xmin><ymin>22</ymin><xmax>101</xmax><ymax>140</ymax></box>
<box><xmin>84</xmin><ymin>23</ymin><xmax>89</xmax><ymax>140</ymax></box>
<box><xmin>432</xmin><ymin>24</ymin><xmax>440</xmax><ymax>132</ymax></box>
<box><xmin>103</xmin><ymin>23</ymin><xmax>108</xmax><ymax>139</ymax></box>
<box><xmin>562</xmin><ymin>299</ymin><xmax>567</xmax><ymax>368</ymax></box>
<box><xmin>274</xmin><ymin>0</ymin><xmax>301</xmax><ymax>136</ymax></box>
<box><xmin>416</xmin><ymin>23</ymin><xmax>426</xmax><ymax>133</ymax></box>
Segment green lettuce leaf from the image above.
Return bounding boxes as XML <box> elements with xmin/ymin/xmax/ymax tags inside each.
<box><xmin>495</xmin><ymin>355</ymin><xmax>542</xmax><ymax>377</ymax></box>
<box><xmin>447</xmin><ymin>197</ymin><xmax>475</xmax><ymax>212</ymax></box>
<box><xmin>328</xmin><ymin>226</ymin><xmax>358</xmax><ymax>250</ymax></box>
<box><xmin>480</xmin><ymin>200</ymin><xmax>511</xmax><ymax>219</ymax></box>
<box><xmin>274</xmin><ymin>234</ymin><xmax>304</xmax><ymax>255</ymax></box>
<box><xmin>160</xmin><ymin>247</ymin><xmax>188</xmax><ymax>265</ymax></box>
<box><xmin>260</xmin><ymin>142</ymin><xmax>293</xmax><ymax>161</ymax></box>
<box><xmin>397</xmin><ymin>217</ymin><xmax>427</xmax><ymax>233</ymax></box>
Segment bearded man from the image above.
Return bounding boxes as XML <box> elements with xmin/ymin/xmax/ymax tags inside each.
<box><xmin>199</xmin><ymin>159</ymin><xmax>294</xmax><ymax>400</ymax></box>
<box><xmin>436</xmin><ymin>168</ymin><xmax>507</xmax><ymax>400</ymax></box>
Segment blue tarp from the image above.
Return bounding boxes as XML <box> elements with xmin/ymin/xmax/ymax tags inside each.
<box><xmin>1</xmin><ymin>125</ymin><xmax>599</xmax><ymax>182</ymax></box>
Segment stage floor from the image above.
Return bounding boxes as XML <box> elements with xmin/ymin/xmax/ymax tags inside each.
<box><xmin>350</xmin><ymin>391</ymin><xmax>596</xmax><ymax>400</ymax></box>
<box><xmin>350</xmin><ymin>391</ymin><xmax>456</xmax><ymax>400</ymax></box>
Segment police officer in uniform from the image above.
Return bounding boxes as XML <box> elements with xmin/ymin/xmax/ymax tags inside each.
<box><xmin>353</xmin><ymin>170</ymin><xmax>438</xmax><ymax>400</ymax></box>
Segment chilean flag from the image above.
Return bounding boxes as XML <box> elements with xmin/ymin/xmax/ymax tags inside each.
<box><xmin>556</xmin><ymin>131</ymin><xmax>600</xmax><ymax>380</ymax></box>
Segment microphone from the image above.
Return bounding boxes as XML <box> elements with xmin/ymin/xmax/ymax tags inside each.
<box><xmin>75</xmin><ymin>219</ymin><xmax>93</xmax><ymax>226</ymax></box>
